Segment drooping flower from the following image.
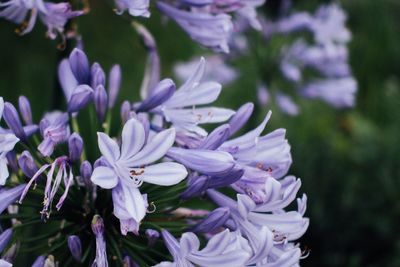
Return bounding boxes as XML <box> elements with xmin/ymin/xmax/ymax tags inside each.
<box><xmin>90</xmin><ymin>118</ymin><xmax>188</xmax><ymax>234</ymax></box>
<box><xmin>38</xmin><ymin>111</ymin><xmax>70</xmax><ymax>157</ymax></box>
<box><xmin>0</xmin><ymin>0</ymin><xmax>83</xmax><ymax>38</ymax></box>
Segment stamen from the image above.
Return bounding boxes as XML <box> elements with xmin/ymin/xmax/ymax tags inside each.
<box><xmin>147</xmin><ymin>202</ymin><xmax>156</xmax><ymax>213</ymax></box>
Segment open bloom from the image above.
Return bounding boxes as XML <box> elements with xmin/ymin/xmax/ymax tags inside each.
<box><xmin>155</xmin><ymin>229</ymin><xmax>251</xmax><ymax>267</ymax></box>
<box><xmin>0</xmin><ymin>0</ymin><xmax>83</xmax><ymax>38</ymax></box>
<box><xmin>91</xmin><ymin>118</ymin><xmax>188</xmax><ymax>234</ymax></box>
<box><xmin>146</xmin><ymin>57</ymin><xmax>235</xmax><ymax>136</ymax></box>
<box><xmin>0</xmin><ymin>97</ymin><xmax>19</xmax><ymax>185</ymax></box>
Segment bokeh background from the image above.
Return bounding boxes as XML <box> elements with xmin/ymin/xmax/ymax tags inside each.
<box><xmin>1</xmin><ymin>0</ymin><xmax>400</xmax><ymax>266</ymax></box>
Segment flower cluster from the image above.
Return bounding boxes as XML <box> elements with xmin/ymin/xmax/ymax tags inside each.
<box><xmin>0</xmin><ymin>44</ymin><xmax>308</xmax><ymax>265</ymax></box>
<box><xmin>173</xmin><ymin>2</ymin><xmax>357</xmax><ymax>115</ymax></box>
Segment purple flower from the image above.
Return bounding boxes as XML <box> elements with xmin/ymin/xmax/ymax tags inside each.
<box><xmin>2</xmin><ymin>101</ymin><xmax>26</xmax><ymax>141</ymax></box>
<box><xmin>156</xmin><ymin>229</ymin><xmax>250</xmax><ymax>266</ymax></box>
<box><xmin>275</xmin><ymin>93</ymin><xmax>299</xmax><ymax>116</ymax></box>
<box><xmin>192</xmin><ymin>207</ymin><xmax>230</xmax><ymax>233</ymax></box>
<box><xmin>31</xmin><ymin>256</ymin><xmax>46</xmax><ymax>267</ymax></box>
<box><xmin>19</xmin><ymin>156</ymin><xmax>74</xmax><ymax>219</ymax></box>
<box><xmin>90</xmin><ymin>118</ymin><xmax>187</xmax><ymax>234</ymax></box>
<box><xmin>39</xmin><ymin>2</ymin><xmax>84</xmax><ymax>39</ymax></box>
<box><xmin>0</xmin><ymin>228</ymin><xmax>12</xmax><ymax>254</ymax></box>
<box><xmin>91</xmin><ymin>215</ymin><xmax>108</xmax><ymax>267</ymax></box>
<box><xmin>0</xmin><ymin>98</ymin><xmax>20</xmax><ymax>185</ymax></box>
<box><xmin>68</xmin><ymin>133</ymin><xmax>83</xmax><ymax>162</ymax></box>
<box><xmin>302</xmin><ymin>77</ymin><xmax>357</xmax><ymax>108</ymax></box>
<box><xmin>18</xmin><ymin>151</ymin><xmax>38</xmax><ymax>179</ymax></box>
<box><xmin>257</xmin><ymin>84</ymin><xmax>270</xmax><ymax>105</ymax></box>
<box><xmin>114</xmin><ymin>0</ymin><xmax>150</xmax><ymax>18</ymax></box>
<box><xmin>167</xmin><ymin>147</ymin><xmax>235</xmax><ymax>176</ymax></box>
<box><xmin>38</xmin><ymin>111</ymin><xmax>70</xmax><ymax>157</ymax></box>
<box><xmin>94</xmin><ymin>85</ymin><xmax>108</xmax><ymax>122</ymax></box>
<box><xmin>0</xmin><ymin>184</ymin><xmax>26</xmax><ymax>214</ymax></box>
<box><xmin>18</xmin><ymin>96</ymin><xmax>33</xmax><ymax>125</ymax></box>
<box><xmin>108</xmin><ymin>65</ymin><xmax>122</xmax><ymax>108</ymax></box>
<box><xmin>157</xmin><ymin>2</ymin><xmax>233</xmax><ymax>53</ymax></box>
<box><xmin>153</xmin><ymin>58</ymin><xmax>235</xmax><ymax>136</ymax></box>
<box><xmin>67</xmin><ymin>235</ymin><xmax>82</xmax><ymax>262</ymax></box>
<box><xmin>145</xmin><ymin>229</ymin><xmax>160</xmax><ymax>246</ymax></box>
<box><xmin>0</xmin><ymin>0</ymin><xmax>83</xmax><ymax>38</ymax></box>
<box><xmin>311</xmin><ymin>4</ymin><xmax>351</xmax><ymax>46</ymax></box>
<box><xmin>207</xmin><ymin>189</ymin><xmax>308</xmax><ymax>265</ymax></box>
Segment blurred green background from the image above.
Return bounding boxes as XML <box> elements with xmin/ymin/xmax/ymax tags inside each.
<box><xmin>1</xmin><ymin>0</ymin><xmax>400</xmax><ymax>266</ymax></box>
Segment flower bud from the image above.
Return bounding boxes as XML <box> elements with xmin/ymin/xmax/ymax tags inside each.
<box><xmin>108</xmin><ymin>64</ymin><xmax>121</xmax><ymax>108</ymax></box>
<box><xmin>94</xmin><ymin>85</ymin><xmax>108</xmax><ymax>122</ymax></box>
<box><xmin>67</xmin><ymin>235</ymin><xmax>82</xmax><ymax>262</ymax></box>
<box><xmin>199</xmin><ymin>124</ymin><xmax>230</xmax><ymax>150</ymax></box>
<box><xmin>18</xmin><ymin>151</ymin><xmax>38</xmax><ymax>179</ymax></box>
<box><xmin>0</xmin><ymin>228</ymin><xmax>12</xmax><ymax>253</ymax></box>
<box><xmin>31</xmin><ymin>255</ymin><xmax>46</xmax><ymax>267</ymax></box>
<box><xmin>80</xmin><ymin>161</ymin><xmax>93</xmax><ymax>181</ymax></box>
<box><xmin>91</xmin><ymin>62</ymin><xmax>105</xmax><ymax>89</ymax></box>
<box><xmin>145</xmin><ymin>229</ymin><xmax>160</xmax><ymax>246</ymax></box>
<box><xmin>228</xmin><ymin>102</ymin><xmax>253</xmax><ymax>136</ymax></box>
<box><xmin>68</xmin><ymin>85</ymin><xmax>93</xmax><ymax>113</ymax></box>
<box><xmin>69</xmin><ymin>48</ymin><xmax>90</xmax><ymax>84</ymax></box>
<box><xmin>18</xmin><ymin>95</ymin><xmax>33</xmax><ymax>125</ymax></box>
<box><xmin>180</xmin><ymin>175</ymin><xmax>209</xmax><ymax>199</ymax></box>
<box><xmin>3</xmin><ymin>102</ymin><xmax>26</xmax><ymax>141</ymax></box>
<box><xmin>0</xmin><ymin>184</ymin><xmax>26</xmax><ymax>214</ymax></box>
<box><xmin>91</xmin><ymin>215</ymin><xmax>104</xmax><ymax>236</ymax></box>
<box><xmin>136</xmin><ymin>79</ymin><xmax>175</xmax><ymax>112</ymax></box>
<box><xmin>5</xmin><ymin>151</ymin><xmax>18</xmax><ymax>173</ymax></box>
<box><xmin>192</xmin><ymin>207</ymin><xmax>230</xmax><ymax>233</ymax></box>
<box><xmin>68</xmin><ymin>133</ymin><xmax>83</xmax><ymax>162</ymax></box>
<box><xmin>120</xmin><ymin>101</ymin><xmax>131</xmax><ymax>124</ymax></box>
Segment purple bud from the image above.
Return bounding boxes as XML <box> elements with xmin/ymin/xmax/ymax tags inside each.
<box><xmin>91</xmin><ymin>215</ymin><xmax>105</xmax><ymax>235</ymax></box>
<box><xmin>145</xmin><ymin>229</ymin><xmax>160</xmax><ymax>246</ymax></box>
<box><xmin>31</xmin><ymin>255</ymin><xmax>46</xmax><ymax>267</ymax></box>
<box><xmin>94</xmin><ymin>85</ymin><xmax>108</xmax><ymax>122</ymax></box>
<box><xmin>181</xmin><ymin>176</ymin><xmax>209</xmax><ymax>199</ymax></box>
<box><xmin>123</xmin><ymin>256</ymin><xmax>139</xmax><ymax>267</ymax></box>
<box><xmin>167</xmin><ymin>147</ymin><xmax>235</xmax><ymax>176</ymax></box>
<box><xmin>91</xmin><ymin>63</ymin><xmax>106</xmax><ymax>89</ymax></box>
<box><xmin>68</xmin><ymin>85</ymin><xmax>93</xmax><ymax>113</ymax></box>
<box><xmin>23</xmin><ymin>125</ymin><xmax>39</xmax><ymax>137</ymax></box>
<box><xmin>0</xmin><ymin>228</ymin><xmax>12</xmax><ymax>253</ymax></box>
<box><xmin>228</xmin><ymin>102</ymin><xmax>254</xmax><ymax>136</ymax></box>
<box><xmin>18</xmin><ymin>96</ymin><xmax>33</xmax><ymax>125</ymax></box>
<box><xmin>192</xmin><ymin>207</ymin><xmax>230</xmax><ymax>233</ymax></box>
<box><xmin>69</xmin><ymin>48</ymin><xmax>90</xmax><ymax>84</ymax></box>
<box><xmin>0</xmin><ymin>184</ymin><xmax>26</xmax><ymax>214</ymax></box>
<box><xmin>80</xmin><ymin>161</ymin><xmax>93</xmax><ymax>181</ymax></box>
<box><xmin>207</xmin><ymin>168</ymin><xmax>244</xmax><ymax>188</ymax></box>
<box><xmin>198</xmin><ymin>124</ymin><xmax>230</xmax><ymax>150</ymax></box>
<box><xmin>18</xmin><ymin>151</ymin><xmax>38</xmax><ymax>178</ymax></box>
<box><xmin>68</xmin><ymin>235</ymin><xmax>82</xmax><ymax>261</ymax></box>
<box><xmin>5</xmin><ymin>151</ymin><xmax>18</xmax><ymax>173</ymax></box>
<box><xmin>3</xmin><ymin>102</ymin><xmax>26</xmax><ymax>141</ymax></box>
<box><xmin>108</xmin><ymin>64</ymin><xmax>121</xmax><ymax>108</ymax></box>
<box><xmin>137</xmin><ymin>79</ymin><xmax>175</xmax><ymax>112</ymax></box>
<box><xmin>120</xmin><ymin>101</ymin><xmax>131</xmax><ymax>124</ymax></box>
<box><xmin>68</xmin><ymin>133</ymin><xmax>83</xmax><ymax>162</ymax></box>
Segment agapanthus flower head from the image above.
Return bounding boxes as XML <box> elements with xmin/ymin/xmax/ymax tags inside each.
<box><xmin>0</xmin><ymin>51</ymin><xmax>308</xmax><ymax>266</ymax></box>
